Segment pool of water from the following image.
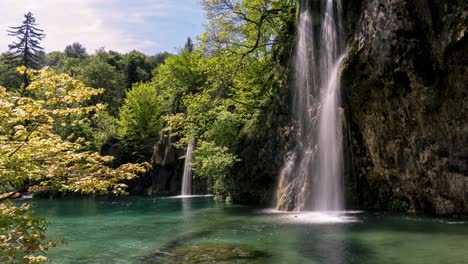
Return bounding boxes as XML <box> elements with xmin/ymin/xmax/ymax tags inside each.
<box><xmin>19</xmin><ymin>196</ymin><xmax>468</xmax><ymax>263</ymax></box>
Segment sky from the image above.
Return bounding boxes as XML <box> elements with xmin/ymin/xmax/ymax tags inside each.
<box><xmin>0</xmin><ymin>0</ymin><xmax>206</xmax><ymax>55</ymax></box>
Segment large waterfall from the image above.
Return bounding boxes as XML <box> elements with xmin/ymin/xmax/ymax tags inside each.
<box><xmin>276</xmin><ymin>0</ymin><xmax>345</xmax><ymax>211</ymax></box>
<box><xmin>181</xmin><ymin>139</ymin><xmax>194</xmax><ymax>196</ymax></box>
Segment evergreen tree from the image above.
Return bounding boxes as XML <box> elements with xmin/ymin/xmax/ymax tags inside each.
<box><xmin>184</xmin><ymin>37</ymin><xmax>194</xmax><ymax>53</ymax></box>
<box><xmin>7</xmin><ymin>12</ymin><xmax>46</xmax><ymax>69</ymax></box>
<box><xmin>6</xmin><ymin>12</ymin><xmax>45</xmax><ymax>90</ymax></box>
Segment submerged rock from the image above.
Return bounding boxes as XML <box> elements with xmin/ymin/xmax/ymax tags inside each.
<box><xmin>141</xmin><ymin>243</ymin><xmax>272</xmax><ymax>264</ymax></box>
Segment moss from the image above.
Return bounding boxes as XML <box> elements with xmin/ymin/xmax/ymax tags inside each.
<box><xmin>388</xmin><ymin>197</ymin><xmax>410</xmax><ymax>212</ymax></box>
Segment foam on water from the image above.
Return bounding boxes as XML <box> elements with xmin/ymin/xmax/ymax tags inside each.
<box><xmin>262</xmin><ymin>209</ymin><xmax>362</xmax><ymax>224</ymax></box>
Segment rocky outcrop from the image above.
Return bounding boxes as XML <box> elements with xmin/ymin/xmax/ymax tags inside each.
<box><xmin>100</xmin><ymin>135</ymin><xmax>182</xmax><ymax>196</ymax></box>
<box><xmin>101</xmin><ymin>132</ymin><xmax>207</xmax><ymax>196</ymax></box>
<box><xmin>342</xmin><ymin>0</ymin><xmax>467</xmax><ymax>215</ymax></box>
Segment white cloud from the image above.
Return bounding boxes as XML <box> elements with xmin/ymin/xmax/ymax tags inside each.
<box><xmin>0</xmin><ymin>0</ymin><xmax>196</xmax><ymax>54</ymax></box>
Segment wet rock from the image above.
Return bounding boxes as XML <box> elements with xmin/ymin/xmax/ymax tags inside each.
<box><xmin>342</xmin><ymin>0</ymin><xmax>467</xmax><ymax>215</ymax></box>
<box><xmin>141</xmin><ymin>243</ymin><xmax>272</xmax><ymax>264</ymax></box>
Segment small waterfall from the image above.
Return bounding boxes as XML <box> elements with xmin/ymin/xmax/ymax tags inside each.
<box><xmin>276</xmin><ymin>0</ymin><xmax>345</xmax><ymax>211</ymax></box>
<box><xmin>181</xmin><ymin>139</ymin><xmax>194</xmax><ymax>196</ymax></box>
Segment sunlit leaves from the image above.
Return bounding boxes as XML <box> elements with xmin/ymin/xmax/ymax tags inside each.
<box><xmin>0</xmin><ymin>68</ymin><xmax>151</xmax><ymax>262</ymax></box>
<box><xmin>0</xmin><ymin>202</ymin><xmax>62</xmax><ymax>263</ymax></box>
<box><xmin>0</xmin><ymin>68</ymin><xmax>150</xmax><ymax>193</ymax></box>
<box><xmin>202</xmin><ymin>0</ymin><xmax>295</xmax><ymax>57</ymax></box>
<box><xmin>117</xmin><ymin>82</ymin><xmax>162</xmax><ymax>141</ymax></box>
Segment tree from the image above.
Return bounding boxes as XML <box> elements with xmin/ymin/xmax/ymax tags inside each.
<box><xmin>153</xmin><ymin>49</ymin><xmax>206</xmax><ymax>113</ymax></box>
<box><xmin>201</xmin><ymin>0</ymin><xmax>294</xmax><ymax>58</ymax></box>
<box><xmin>0</xmin><ymin>52</ymin><xmax>22</xmax><ymax>90</ymax></box>
<box><xmin>6</xmin><ymin>12</ymin><xmax>46</xmax><ymax>90</ymax></box>
<box><xmin>123</xmin><ymin>51</ymin><xmax>153</xmax><ymax>88</ymax></box>
<box><xmin>79</xmin><ymin>56</ymin><xmax>126</xmax><ymax>116</ymax></box>
<box><xmin>184</xmin><ymin>37</ymin><xmax>194</xmax><ymax>53</ymax></box>
<box><xmin>64</xmin><ymin>42</ymin><xmax>87</xmax><ymax>58</ymax></box>
<box><xmin>7</xmin><ymin>12</ymin><xmax>45</xmax><ymax>69</ymax></box>
<box><xmin>192</xmin><ymin>141</ymin><xmax>239</xmax><ymax>197</ymax></box>
<box><xmin>117</xmin><ymin>82</ymin><xmax>162</xmax><ymax>141</ymax></box>
<box><xmin>45</xmin><ymin>51</ymin><xmax>66</xmax><ymax>68</ymax></box>
<box><xmin>0</xmin><ymin>202</ymin><xmax>60</xmax><ymax>263</ymax></box>
<box><xmin>148</xmin><ymin>52</ymin><xmax>172</xmax><ymax>70</ymax></box>
<box><xmin>0</xmin><ymin>67</ymin><xmax>150</xmax><ymax>262</ymax></box>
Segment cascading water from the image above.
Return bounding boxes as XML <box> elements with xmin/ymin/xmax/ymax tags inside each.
<box><xmin>276</xmin><ymin>0</ymin><xmax>345</xmax><ymax>211</ymax></box>
<box><xmin>181</xmin><ymin>139</ymin><xmax>194</xmax><ymax>196</ymax></box>
<box><xmin>314</xmin><ymin>54</ymin><xmax>345</xmax><ymax>211</ymax></box>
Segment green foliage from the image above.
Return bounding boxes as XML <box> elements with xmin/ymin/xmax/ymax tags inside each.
<box><xmin>0</xmin><ymin>68</ymin><xmax>152</xmax><ymax>262</ymax></box>
<box><xmin>79</xmin><ymin>56</ymin><xmax>126</xmax><ymax>116</ymax></box>
<box><xmin>184</xmin><ymin>37</ymin><xmax>194</xmax><ymax>53</ymax></box>
<box><xmin>0</xmin><ymin>1</ymin><xmax>299</xmax><ymax>261</ymax></box>
<box><xmin>64</xmin><ymin>42</ymin><xmax>87</xmax><ymax>58</ymax></box>
<box><xmin>0</xmin><ymin>52</ymin><xmax>22</xmax><ymax>91</ymax></box>
<box><xmin>389</xmin><ymin>197</ymin><xmax>410</xmax><ymax>212</ymax></box>
<box><xmin>43</xmin><ymin>47</ymin><xmax>172</xmax><ymax>120</ymax></box>
<box><xmin>92</xmin><ymin>111</ymin><xmax>118</xmax><ymax>146</ymax></box>
<box><xmin>0</xmin><ymin>201</ymin><xmax>61</xmax><ymax>263</ymax></box>
<box><xmin>192</xmin><ymin>141</ymin><xmax>239</xmax><ymax>197</ymax></box>
<box><xmin>123</xmin><ymin>51</ymin><xmax>153</xmax><ymax>88</ymax></box>
<box><xmin>153</xmin><ymin>50</ymin><xmax>206</xmax><ymax>113</ymax></box>
<box><xmin>205</xmin><ymin>110</ymin><xmax>243</xmax><ymax>147</ymax></box>
<box><xmin>0</xmin><ymin>67</ymin><xmax>150</xmax><ymax>193</ymax></box>
<box><xmin>202</xmin><ymin>0</ymin><xmax>295</xmax><ymax>58</ymax></box>
<box><xmin>117</xmin><ymin>82</ymin><xmax>162</xmax><ymax>141</ymax></box>
<box><xmin>45</xmin><ymin>51</ymin><xmax>66</xmax><ymax>68</ymax></box>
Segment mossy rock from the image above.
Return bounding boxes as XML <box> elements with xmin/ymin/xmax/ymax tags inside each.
<box><xmin>142</xmin><ymin>243</ymin><xmax>271</xmax><ymax>263</ymax></box>
<box><xmin>388</xmin><ymin>197</ymin><xmax>410</xmax><ymax>212</ymax></box>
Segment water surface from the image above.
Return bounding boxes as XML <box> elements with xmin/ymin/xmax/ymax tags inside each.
<box><xmin>21</xmin><ymin>196</ymin><xmax>468</xmax><ymax>263</ymax></box>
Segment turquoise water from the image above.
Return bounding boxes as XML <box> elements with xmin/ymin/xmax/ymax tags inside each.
<box><xmin>21</xmin><ymin>196</ymin><xmax>468</xmax><ymax>263</ymax></box>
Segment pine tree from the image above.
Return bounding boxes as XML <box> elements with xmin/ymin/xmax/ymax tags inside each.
<box><xmin>6</xmin><ymin>12</ymin><xmax>45</xmax><ymax>89</ymax></box>
<box><xmin>184</xmin><ymin>37</ymin><xmax>194</xmax><ymax>53</ymax></box>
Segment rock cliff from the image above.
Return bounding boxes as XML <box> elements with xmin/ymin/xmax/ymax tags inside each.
<box><xmin>342</xmin><ymin>0</ymin><xmax>467</xmax><ymax>215</ymax></box>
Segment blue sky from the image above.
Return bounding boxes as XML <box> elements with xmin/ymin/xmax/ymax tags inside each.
<box><xmin>0</xmin><ymin>0</ymin><xmax>206</xmax><ymax>55</ymax></box>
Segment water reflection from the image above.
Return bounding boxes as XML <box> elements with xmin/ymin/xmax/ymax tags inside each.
<box><xmin>263</xmin><ymin>210</ymin><xmax>368</xmax><ymax>263</ymax></box>
<box><xmin>181</xmin><ymin>197</ymin><xmax>192</xmax><ymax>215</ymax></box>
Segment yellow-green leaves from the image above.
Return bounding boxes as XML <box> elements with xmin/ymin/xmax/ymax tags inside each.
<box><xmin>0</xmin><ymin>68</ymin><xmax>150</xmax><ymax>194</ymax></box>
<box><xmin>0</xmin><ymin>201</ymin><xmax>62</xmax><ymax>263</ymax></box>
<box><xmin>1</xmin><ymin>67</ymin><xmax>151</xmax><ymax>262</ymax></box>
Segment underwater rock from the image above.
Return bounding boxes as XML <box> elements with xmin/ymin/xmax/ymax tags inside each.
<box><xmin>141</xmin><ymin>243</ymin><xmax>272</xmax><ymax>264</ymax></box>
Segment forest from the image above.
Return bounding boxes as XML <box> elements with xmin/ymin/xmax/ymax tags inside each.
<box><xmin>0</xmin><ymin>0</ymin><xmax>466</xmax><ymax>263</ymax></box>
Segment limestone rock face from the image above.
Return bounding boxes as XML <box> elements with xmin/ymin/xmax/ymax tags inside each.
<box><xmin>341</xmin><ymin>0</ymin><xmax>467</xmax><ymax>215</ymax></box>
<box><xmin>100</xmin><ymin>135</ymin><xmax>184</xmax><ymax>196</ymax></box>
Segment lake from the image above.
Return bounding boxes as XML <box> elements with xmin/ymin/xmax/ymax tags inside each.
<box><xmin>21</xmin><ymin>196</ymin><xmax>468</xmax><ymax>263</ymax></box>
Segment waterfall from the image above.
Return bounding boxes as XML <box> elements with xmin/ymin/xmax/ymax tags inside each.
<box><xmin>181</xmin><ymin>139</ymin><xmax>194</xmax><ymax>196</ymax></box>
<box><xmin>314</xmin><ymin>54</ymin><xmax>345</xmax><ymax>211</ymax></box>
<box><xmin>276</xmin><ymin>0</ymin><xmax>345</xmax><ymax>211</ymax></box>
